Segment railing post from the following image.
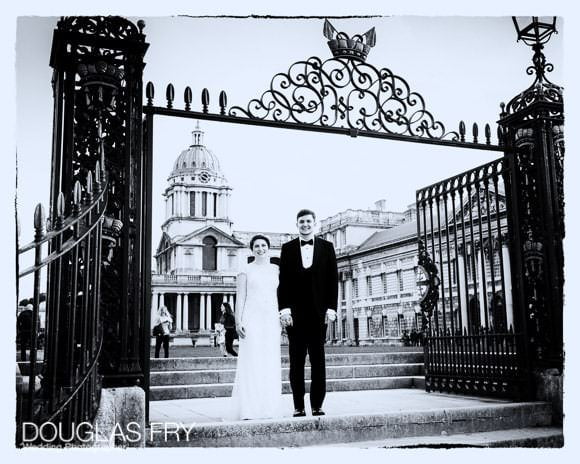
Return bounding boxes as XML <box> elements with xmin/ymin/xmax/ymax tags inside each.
<box><xmin>499</xmin><ymin>24</ymin><xmax>564</xmax><ymax>410</ymax></box>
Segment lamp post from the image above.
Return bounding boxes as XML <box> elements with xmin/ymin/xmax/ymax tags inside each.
<box><xmin>499</xmin><ymin>16</ymin><xmax>564</xmax><ymax>406</ymax></box>
<box><xmin>507</xmin><ymin>17</ymin><xmax>560</xmax><ymax>107</ymax></box>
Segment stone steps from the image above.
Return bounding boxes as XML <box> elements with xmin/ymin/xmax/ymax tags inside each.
<box><xmin>151</xmin><ymin>363</ymin><xmax>424</xmax><ymax>386</ymax></box>
<box><xmin>149</xmin><ymin>351</ymin><xmax>424</xmax><ymax>371</ymax></box>
<box><xmin>149</xmin><ymin>351</ymin><xmax>425</xmax><ymax>400</ymax></box>
<box><xmin>314</xmin><ymin>426</ymin><xmax>563</xmax><ymax>448</ymax></box>
<box><xmin>150</xmin><ymin>375</ymin><xmax>425</xmax><ymax>400</ymax></box>
<box><xmin>146</xmin><ymin>401</ymin><xmax>553</xmax><ymax>447</ymax></box>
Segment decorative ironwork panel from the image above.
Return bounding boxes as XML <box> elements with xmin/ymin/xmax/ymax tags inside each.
<box><xmin>47</xmin><ymin>16</ymin><xmax>150</xmax><ymax>396</ymax></box>
<box><xmin>144</xmin><ymin>19</ymin><xmax>503</xmax><ymax>152</ymax></box>
<box><xmin>16</xmin><ymin>168</ymin><xmax>107</xmax><ymax>446</ymax></box>
<box><xmin>499</xmin><ymin>25</ymin><xmax>564</xmax><ymax>372</ymax></box>
<box><xmin>229</xmin><ymin>55</ymin><xmax>459</xmax><ymax>140</ymax></box>
<box><xmin>416</xmin><ymin>157</ymin><xmax>526</xmax><ymax>398</ymax></box>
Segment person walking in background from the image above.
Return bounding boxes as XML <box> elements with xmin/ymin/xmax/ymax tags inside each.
<box><xmin>153</xmin><ymin>305</ymin><xmax>173</xmax><ymax>358</ymax></box>
<box><xmin>220</xmin><ymin>302</ymin><xmax>238</xmax><ymax>357</ymax></box>
<box><xmin>215</xmin><ymin>323</ymin><xmax>227</xmax><ymax>356</ymax></box>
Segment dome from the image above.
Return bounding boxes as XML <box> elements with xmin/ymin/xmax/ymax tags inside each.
<box><xmin>170</xmin><ymin>123</ymin><xmax>222</xmax><ymax>178</ymax></box>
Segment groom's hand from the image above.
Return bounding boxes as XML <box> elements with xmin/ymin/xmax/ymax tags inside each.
<box><xmin>280</xmin><ymin>308</ymin><xmax>293</xmax><ymax>328</ymax></box>
<box><xmin>236</xmin><ymin>326</ymin><xmax>246</xmax><ymax>339</ymax></box>
<box><xmin>326</xmin><ymin>309</ymin><xmax>337</xmax><ymax>322</ymax></box>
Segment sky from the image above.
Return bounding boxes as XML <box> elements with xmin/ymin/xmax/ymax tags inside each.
<box><xmin>14</xmin><ymin>15</ymin><xmax>564</xmax><ymax>252</ymax></box>
<box><xmin>3</xmin><ymin>1</ymin><xmax>580</xmax><ymax>459</ymax></box>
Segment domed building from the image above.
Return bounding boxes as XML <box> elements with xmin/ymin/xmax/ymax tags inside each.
<box><xmin>152</xmin><ymin>123</ymin><xmax>295</xmax><ymax>344</ymax></box>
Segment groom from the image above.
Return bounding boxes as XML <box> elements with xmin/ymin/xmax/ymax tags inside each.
<box><xmin>278</xmin><ymin>209</ymin><xmax>338</xmax><ymax>417</ymax></box>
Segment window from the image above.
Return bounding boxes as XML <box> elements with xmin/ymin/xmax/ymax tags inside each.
<box><xmin>382</xmin><ymin>315</ymin><xmax>388</xmax><ymax>337</ymax></box>
<box><xmin>340</xmin><ymin>281</ymin><xmax>345</xmax><ymax>300</ymax></box>
<box><xmin>397</xmin><ymin>270</ymin><xmax>404</xmax><ymax>292</ymax></box>
<box><xmin>352</xmin><ymin>279</ymin><xmax>359</xmax><ymax>299</ymax></box>
<box><xmin>189</xmin><ymin>192</ymin><xmax>195</xmax><ymax>216</ymax></box>
<box><xmin>171</xmin><ymin>194</ymin><xmax>174</xmax><ymax>216</ymax></box>
<box><xmin>213</xmin><ymin>193</ymin><xmax>217</xmax><ymax>217</ymax></box>
<box><xmin>202</xmin><ymin>236</ymin><xmax>217</xmax><ymax>270</ymax></box>
<box><xmin>366</xmin><ymin>275</ymin><xmax>372</xmax><ymax>296</ymax></box>
<box><xmin>202</xmin><ymin>192</ymin><xmax>208</xmax><ymax>216</ymax></box>
<box><xmin>381</xmin><ymin>273</ymin><xmax>387</xmax><ymax>295</ymax></box>
<box><xmin>367</xmin><ymin>317</ymin><xmax>372</xmax><ymax>337</ymax></box>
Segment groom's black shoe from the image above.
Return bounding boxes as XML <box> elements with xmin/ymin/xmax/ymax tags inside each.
<box><xmin>312</xmin><ymin>408</ymin><xmax>325</xmax><ymax>416</ymax></box>
<box><xmin>293</xmin><ymin>409</ymin><xmax>306</xmax><ymax>417</ymax></box>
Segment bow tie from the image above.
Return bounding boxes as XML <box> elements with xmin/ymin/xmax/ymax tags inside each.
<box><xmin>300</xmin><ymin>239</ymin><xmax>314</xmax><ymax>247</ymax></box>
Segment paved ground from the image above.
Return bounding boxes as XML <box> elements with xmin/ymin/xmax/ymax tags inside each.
<box><xmin>150</xmin><ymin>344</ymin><xmax>422</xmax><ymax>358</ymax></box>
<box><xmin>149</xmin><ymin>388</ymin><xmax>510</xmax><ymax>424</ymax></box>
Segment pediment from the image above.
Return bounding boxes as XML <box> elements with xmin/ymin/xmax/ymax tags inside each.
<box><xmin>452</xmin><ymin>187</ymin><xmax>506</xmax><ymax>225</ymax></box>
<box><xmin>175</xmin><ymin>225</ymin><xmax>245</xmax><ymax>247</ymax></box>
<box><xmin>155</xmin><ymin>232</ymin><xmax>173</xmax><ymax>255</ymax></box>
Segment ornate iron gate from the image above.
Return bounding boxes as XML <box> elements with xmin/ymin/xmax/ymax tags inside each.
<box><xmin>416</xmin><ymin>18</ymin><xmax>564</xmax><ymax>400</ymax></box>
<box><xmin>16</xmin><ymin>17</ymin><xmax>150</xmax><ymax>444</ymax></box>
<box><xmin>16</xmin><ymin>16</ymin><xmax>564</xmax><ymax>444</ymax></box>
<box><xmin>416</xmin><ymin>157</ymin><xmax>528</xmax><ymax>398</ymax></box>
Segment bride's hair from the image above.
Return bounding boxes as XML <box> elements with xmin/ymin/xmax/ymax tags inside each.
<box><xmin>249</xmin><ymin>234</ymin><xmax>270</xmax><ymax>249</ymax></box>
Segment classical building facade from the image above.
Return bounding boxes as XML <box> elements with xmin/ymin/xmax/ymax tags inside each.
<box><xmin>151</xmin><ymin>124</ymin><xmax>294</xmax><ymax>341</ymax></box>
<box><xmin>318</xmin><ymin>203</ymin><xmax>420</xmax><ymax>344</ymax></box>
<box><xmin>320</xmin><ymin>192</ymin><xmax>513</xmax><ymax>345</ymax></box>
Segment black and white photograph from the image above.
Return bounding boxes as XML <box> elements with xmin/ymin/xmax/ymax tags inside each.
<box><xmin>6</xmin><ymin>0</ymin><xmax>578</xmax><ymax>457</ymax></box>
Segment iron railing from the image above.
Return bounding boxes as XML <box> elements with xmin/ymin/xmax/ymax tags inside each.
<box><xmin>16</xmin><ymin>165</ymin><xmax>107</xmax><ymax>445</ymax></box>
<box><xmin>416</xmin><ymin>157</ymin><xmax>526</xmax><ymax>398</ymax></box>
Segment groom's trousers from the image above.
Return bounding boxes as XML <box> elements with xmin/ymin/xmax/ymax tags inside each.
<box><xmin>287</xmin><ymin>322</ymin><xmax>327</xmax><ymax>411</ymax></box>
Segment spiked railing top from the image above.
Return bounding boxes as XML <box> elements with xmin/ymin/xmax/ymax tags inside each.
<box><xmin>18</xmin><ymin>165</ymin><xmax>107</xmax><ymax>260</ymax></box>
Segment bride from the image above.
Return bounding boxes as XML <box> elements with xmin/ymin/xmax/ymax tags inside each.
<box><xmin>230</xmin><ymin>234</ymin><xmax>283</xmax><ymax>420</ymax></box>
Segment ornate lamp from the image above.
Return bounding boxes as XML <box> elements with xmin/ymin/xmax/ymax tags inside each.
<box><xmin>512</xmin><ymin>17</ymin><xmax>557</xmax><ymax>47</ymax></box>
<box><xmin>504</xmin><ymin>17</ymin><xmax>562</xmax><ymax>115</ymax></box>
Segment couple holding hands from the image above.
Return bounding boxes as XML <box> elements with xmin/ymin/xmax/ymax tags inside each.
<box><xmin>231</xmin><ymin>209</ymin><xmax>338</xmax><ymax>420</ymax></box>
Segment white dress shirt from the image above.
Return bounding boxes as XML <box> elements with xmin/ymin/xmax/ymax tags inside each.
<box><xmin>300</xmin><ymin>238</ymin><xmax>314</xmax><ymax>269</ymax></box>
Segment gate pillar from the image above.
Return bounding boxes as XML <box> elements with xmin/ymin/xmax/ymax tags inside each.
<box><xmin>49</xmin><ymin>17</ymin><xmax>151</xmax><ymax>391</ymax></box>
<box><xmin>499</xmin><ymin>18</ymin><xmax>564</xmax><ymax>418</ymax></box>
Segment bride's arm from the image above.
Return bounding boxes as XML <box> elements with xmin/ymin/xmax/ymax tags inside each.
<box><xmin>235</xmin><ymin>272</ymin><xmax>247</xmax><ymax>338</ymax></box>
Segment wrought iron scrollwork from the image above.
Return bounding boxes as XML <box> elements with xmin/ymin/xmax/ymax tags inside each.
<box><xmin>229</xmin><ymin>56</ymin><xmax>459</xmax><ymax>140</ymax></box>
<box><xmin>417</xmin><ymin>239</ymin><xmax>440</xmax><ymax>317</ymax></box>
<box><xmin>504</xmin><ymin>43</ymin><xmax>563</xmax><ymax>116</ymax></box>
<box><xmin>58</xmin><ymin>16</ymin><xmax>144</xmax><ymax>40</ymax></box>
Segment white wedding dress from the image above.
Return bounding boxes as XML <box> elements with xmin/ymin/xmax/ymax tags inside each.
<box><xmin>230</xmin><ymin>262</ymin><xmax>283</xmax><ymax>420</ymax></box>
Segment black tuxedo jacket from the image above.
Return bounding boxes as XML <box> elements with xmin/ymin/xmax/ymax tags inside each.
<box><xmin>278</xmin><ymin>237</ymin><xmax>338</xmax><ymax>325</ymax></box>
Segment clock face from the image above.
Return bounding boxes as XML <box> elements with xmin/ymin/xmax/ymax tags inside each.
<box><xmin>415</xmin><ymin>265</ymin><xmax>430</xmax><ymax>303</ymax></box>
<box><xmin>199</xmin><ymin>171</ymin><xmax>210</xmax><ymax>183</ymax></box>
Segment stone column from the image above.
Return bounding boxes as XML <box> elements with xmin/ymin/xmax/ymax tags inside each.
<box><xmin>200</xmin><ymin>292</ymin><xmax>206</xmax><ymax>330</ymax></box>
<box><xmin>183</xmin><ymin>293</ymin><xmax>189</xmax><ymax>332</ymax></box>
<box><xmin>345</xmin><ymin>276</ymin><xmax>353</xmax><ymax>341</ymax></box>
<box><xmin>195</xmin><ymin>191</ymin><xmax>202</xmax><ymax>217</ymax></box>
<box><xmin>337</xmin><ymin>281</ymin><xmax>343</xmax><ymax>339</ymax></box>
<box><xmin>224</xmin><ymin>192</ymin><xmax>230</xmax><ymax>217</ymax></box>
<box><xmin>502</xmin><ymin>242</ymin><xmax>514</xmax><ymax>331</ymax></box>
<box><xmin>206</xmin><ymin>293</ymin><xmax>213</xmax><ymax>329</ymax></box>
<box><xmin>457</xmin><ymin>252</ymin><xmax>469</xmax><ymax>332</ymax></box>
<box><xmin>176</xmin><ymin>293</ymin><xmax>183</xmax><ymax>331</ymax></box>
<box><xmin>476</xmin><ymin>247</ymin><xmax>486</xmax><ymax>327</ymax></box>
<box><xmin>159</xmin><ymin>293</ymin><xmax>165</xmax><ymax>308</ymax></box>
<box><xmin>151</xmin><ymin>292</ymin><xmax>159</xmax><ymax>327</ymax></box>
